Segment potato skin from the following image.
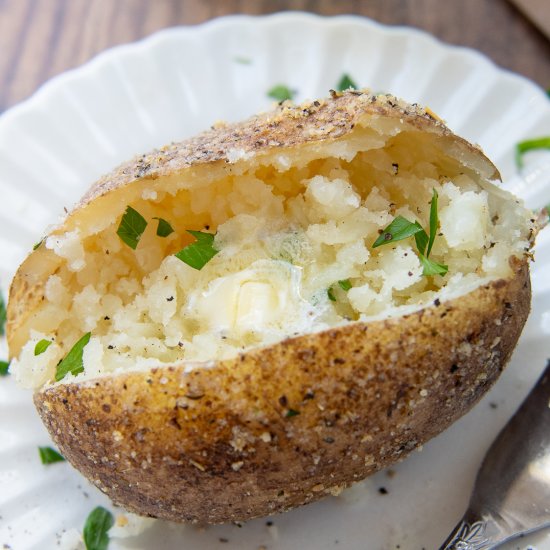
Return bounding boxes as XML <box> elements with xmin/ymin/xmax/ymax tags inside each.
<box><xmin>78</xmin><ymin>90</ymin><xmax>499</xmax><ymax>208</ymax></box>
<box><xmin>34</xmin><ymin>259</ymin><xmax>530</xmax><ymax>524</ymax></box>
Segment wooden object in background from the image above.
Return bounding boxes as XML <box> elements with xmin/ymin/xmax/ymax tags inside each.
<box><xmin>0</xmin><ymin>0</ymin><xmax>549</xmax><ymax>113</ymax></box>
<box><xmin>509</xmin><ymin>0</ymin><xmax>550</xmax><ymax>40</ymax></box>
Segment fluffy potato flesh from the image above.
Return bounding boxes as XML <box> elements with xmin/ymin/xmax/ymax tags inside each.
<box><xmin>11</xmin><ymin>122</ymin><xmax>532</xmax><ymax>388</ymax></box>
<box><xmin>7</xmin><ymin>92</ymin><xmax>535</xmax><ymax>522</ymax></box>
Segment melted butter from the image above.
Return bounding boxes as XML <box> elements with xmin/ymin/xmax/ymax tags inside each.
<box><xmin>186</xmin><ymin>259</ymin><xmax>316</xmax><ymax>336</ymax></box>
<box><xmin>236</xmin><ymin>281</ymin><xmax>280</xmax><ymax>330</ymax></box>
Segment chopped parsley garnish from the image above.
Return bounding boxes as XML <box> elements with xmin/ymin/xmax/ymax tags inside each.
<box><xmin>38</xmin><ymin>446</ymin><xmax>65</xmax><ymax>464</ymax></box>
<box><xmin>153</xmin><ymin>217</ymin><xmax>174</xmax><ymax>237</ymax></box>
<box><xmin>55</xmin><ymin>332</ymin><xmax>91</xmax><ymax>382</ymax></box>
<box><xmin>267</xmin><ymin>85</ymin><xmax>295</xmax><ymax>102</ymax></box>
<box><xmin>285</xmin><ymin>408</ymin><xmax>300</xmax><ymax>418</ymax></box>
<box><xmin>116</xmin><ymin>206</ymin><xmax>148</xmax><ymax>249</ymax></box>
<box><xmin>426</xmin><ymin>186</ymin><xmax>439</xmax><ymax>257</ymax></box>
<box><xmin>33</xmin><ymin>239</ymin><xmax>44</xmax><ymax>250</ymax></box>
<box><xmin>372</xmin><ymin>189</ymin><xmax>448</xmax><ymax>277</ymax></box>
<box><xmin>0</xmin><ymin>292</ymin><xmax>5</xmax><ymax>336</ymax></box>
<box><xmin>234</xmin><ymin>56</ymin><xmax>252</xmax><ymax>64</ymax></box>
<box><xmin>0</xmin><ymin>360</ymin><xmax>9</xmax><ymax>376</ymax></box>
<box><xmin>419</xmin><ymin>255</ymin><xmax>449</xmax><ymax>276</ymax></box>
<box><xmin>414</xmin><ymin>225</ymin><xmax>429</xmax><ymax>257</ymax></box>
<box><xmin>34</xmin><ymin>339</ymin><xmax>52</xmax><ymax>356</ymax></box>
<box><xmin>328</xmin><ymin>279</ymin><xmax>352</xmax><ymax>302</ymax></box>
<box><xmin>175</xmin><ymin>230</ymin><xmax>218</xmax><ymax>270</ymax></box>
<box><xmin>337</xmin><ymin>73</ymin><xmax>358</xmax><ymax>91</ymax></box>
<box><xmin>338</xmin><ymin>279</ymin><xmax>352</xmax><ymax>291</ymax></box>
<box><xmin>83</xmin><ymin>506</ymin><xmax>114</xmax><ymax>550</ymax></box>
<box><xmin>372</xmin><ymin>216</ymin><xmax>424</xmax><ymax>248</ymax></box>
<box><xmin>515</xmin><ymin>136</ymin><xmax>550</xmax><ymax>168</ymax></box>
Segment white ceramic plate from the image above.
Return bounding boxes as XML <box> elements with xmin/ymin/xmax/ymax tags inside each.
<box><xmin>1</xmin><ymin>12</ymin><xmax>549</xmax><ymax>550</ymax></box>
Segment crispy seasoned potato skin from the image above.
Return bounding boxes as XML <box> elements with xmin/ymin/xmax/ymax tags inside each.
<box><xmin>34</xmin><ymin>259</ymin><xmax>530</xmax><ymax>523</ymax></box>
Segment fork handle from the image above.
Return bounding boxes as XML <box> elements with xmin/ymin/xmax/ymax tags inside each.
<box><xmin>439</xmin><ymin>513</ymin><xmax>499</xmax><ymax>550</ymax></box>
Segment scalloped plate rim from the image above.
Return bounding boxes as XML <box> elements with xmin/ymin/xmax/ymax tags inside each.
<box><xmin>1</xmin><ymin>12</ymin><xmax>548</xmax><ymax>132</ymax></box>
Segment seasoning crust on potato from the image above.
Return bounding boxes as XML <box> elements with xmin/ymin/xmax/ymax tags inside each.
<box><xmin>8</xmin><ymin>90</ymin><xmax>535</xmax><ymax>523</ymax></box>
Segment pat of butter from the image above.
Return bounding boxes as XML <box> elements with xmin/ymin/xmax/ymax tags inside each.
<box><xmin>236</xmin><ymin>281</ymin><xmax>280</xmax><ymax>330</ymax></box>
<box><xmin>186</xmin><ymin>259</ymin><xmax>312</xmax><ymax>334</ymax></box>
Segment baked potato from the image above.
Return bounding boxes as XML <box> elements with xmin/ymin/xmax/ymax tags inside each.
<box><xmin>7</xmin><ymin>90</ymin><xmax>535</xmax><ymax>523</ymax></box>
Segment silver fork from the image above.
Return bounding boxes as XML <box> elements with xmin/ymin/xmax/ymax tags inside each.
<box><xmin>439</xmin><ymin>360</ymin><xmax>550</xmax><ymax>549</ymax></box>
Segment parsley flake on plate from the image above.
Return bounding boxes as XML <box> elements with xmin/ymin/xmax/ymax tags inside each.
<box><xmin>38</xmin><ymin>446</ymin><xmax>65</xmax><ymax>464</ymax></box>
<box><xmin>234</xmin><ymin>56</ymin><xmax>252</xmax><ymax>64</ymax></box>
<box><xmin>515</xmin><ymin>136</ymin><xmax>550</xmax><ymax>169</ymax></box>
<box><xmin>0</xmin><ymin>360</ymin><xmax>9</xmax><ymax>376</ymax></box>
<box><xmin>83</xmin><ymin>506</ymin><xmax>114</xmax><ymax>550</ymax></box>
<box><xmin>337</xmin><ymin>73</ymin><xmax>358</xmax><ymax>91</ymax></box>
<box><xmin>267</xmin><ymin>85</ymin><xmax>295</xmax><ymax>102</ymax></box>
